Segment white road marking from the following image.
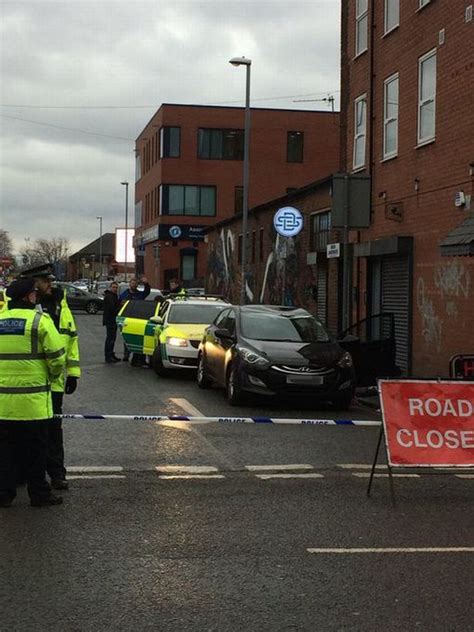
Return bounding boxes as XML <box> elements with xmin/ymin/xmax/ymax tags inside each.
<box><xmin>159</xmin><ymin>474</ymin><xmax>225</xmax><ymax>480</ymax></box>
<box><xmin>67</xmin><ymin>475</ymin><xmax>126</xmax><ymax>480</ymax></box>
<box><xmin>68</xmin><ymin>466</ymin><xmax>124</xmax><ymax>472</ymax></box>
<box><xmin>170</xmin><ymin>398</ymin><xmax>204</xmax><ymax>417</ymax></box>
<box><xmin>307</xmin><ymin>547</ymin><xmax>474</xmax><ymax>554</ymax></box>
<box><xmin>456</xmin><ymin>475</ymin><xmax>474</xmax><ymax>479</ymax></box>
<box><xmin>337</xmin><ymin>463</ymin><xmax>385</xmax><ymax>470</ymax></box>
<box><xmin>245</xmin><ymin>464</ymin><xmax>314</xmax><ymax>471</ymax></box>
<box><xmin>155</xmin><ymin>465</ymin><xmax>218</xmax><ymax>474</ymax></box>
<box><xmin>352</xmin><ymin>473</ymin><xmax>420</xmax><ymax>478</ymax></box>
<box><xmin>256</xmin><ymin>473</ymin><xmax>324</xmax><ymax>480</ymax></box>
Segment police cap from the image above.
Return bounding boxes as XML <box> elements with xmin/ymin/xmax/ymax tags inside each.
<box><xmin>21</xmin><ymin>263</ymin><xmax>55</xmax><ymax>280</ymax></box>
<box><xmin>6</xmin><ymin>278</ymin><xmax>37</xmax><ymax>301</ymax></box>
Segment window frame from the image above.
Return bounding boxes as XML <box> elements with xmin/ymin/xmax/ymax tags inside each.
<box><xmin>355</xmin><ymin>0</ymin><xmax>369</xmax><ymax>56</ymax></box>
<box><xmin>159</xmin><ymin>126</ymin><xmax>181</xmax><ymax>159</ymax></box>
<box><xmin>418</xmin><ymin>0</ymin><xmax>431</xmax><ymax>9</ymax></box>
<box><xmin>384</xmin><ymin>0</ymin><xmax>399</xmax><ymax>35</ymax></box>
<box><xmin>310</xmin><ymin>210</ymin><xmax>331</xmax><ymax>253</ymax></box>
<box><xmin>286</xmin><ymin>131</ymin><xmax>304</xmax><ymax>163</ymax></box>
<box><xmin>353</xmin><ymin>94</ymin><xmax>367</xmax><ymax>170</ymax></box>
<box><xmin>417</xmin><ymin>48</ymin><xmax>437</xmax><ymax>146</ymax></box>
<box><xmin>383</xmin><ymin>73</ymin><xmax>399</xmax><ymax>159</ymax></box>
<box><xmin>160</xmin><ymin>184</ymin><xmax>216</xmax><ymax>217</ymax></box>
<box><xmin>198</xmin><ymin>128</ymin><xmax>244</xmax><ymax>160</ymax></box>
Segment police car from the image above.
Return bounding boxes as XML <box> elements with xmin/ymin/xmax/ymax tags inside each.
<box><xmin>151</xmin><ymin>295</ymin><xmax>229</xmax><ymax>376</ymax></box>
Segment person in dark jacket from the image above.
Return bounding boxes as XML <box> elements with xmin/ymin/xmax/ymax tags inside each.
<box><xmin>119</xmin><ymin>277</ymin><xmax>150</xmax><ymax>361</ymax></box>
<box><xmin>103</xmin><ymin>281</ymin><xmax>120</xmax><ymax>363</ymax></box>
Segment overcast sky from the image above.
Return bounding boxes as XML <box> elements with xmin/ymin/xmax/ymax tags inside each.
<box><xmin>0</xmin><ymin>0</ymin><xmax>341</xmax><ymax>255</ymax></box>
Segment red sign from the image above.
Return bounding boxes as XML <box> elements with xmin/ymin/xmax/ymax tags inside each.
<box><xmin>379</xmin><ymin>380</ymin><xmax>474</xmax><ymax>467</ymax></box>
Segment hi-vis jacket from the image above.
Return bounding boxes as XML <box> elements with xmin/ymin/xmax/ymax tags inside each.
<box><xmin>45</xmin><ymin>290</ymin><xmax>81</xmax><ymax>393</ymax></box>
<box><xmin>0</xmin><ymin>308</ymin><xmax>66</xmax><ymax>420</ymax></box>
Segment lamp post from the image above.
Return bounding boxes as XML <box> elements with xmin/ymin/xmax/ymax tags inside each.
<box><xmin>121</xmin><ymin>181</ymin><xmax>129</xmax><ymax>282</ymax></box>
<box><xmin>229</xmin><ymin>56</ymin><xmax>252</xmax><ymax>305</ymax></box>
<box><xmin>96</xmin><ymin>216</ymin><xmax>103</xmax><ymax>279</ymax></box>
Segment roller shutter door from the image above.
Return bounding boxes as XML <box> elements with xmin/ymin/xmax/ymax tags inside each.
<box><xmin>381</xmin><ymin>255</ymin><xmax>410</xmax><ymax>373</ymax></box>
<box><xmin>317</xmin><ymin>262</ymin><xmax>327</xmax><ymax>325</ymax></box>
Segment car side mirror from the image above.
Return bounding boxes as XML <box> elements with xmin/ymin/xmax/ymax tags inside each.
<box><xmin>149</xmin><ymin>315</ymin><xmax>163</xmax><ymax>324</ymax></box>
<box><xmin>214</xmin><ymin>328</ymin><xmax>234</xmax><ymax>341</ymax></box>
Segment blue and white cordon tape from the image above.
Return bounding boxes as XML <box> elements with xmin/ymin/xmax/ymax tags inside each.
<box><xmin>59</xmin><ymin>414</ymin><xmax>381</xmax><ymax>426</ymax></box>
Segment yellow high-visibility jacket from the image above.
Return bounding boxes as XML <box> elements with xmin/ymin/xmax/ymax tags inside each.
<box><xmin>0</xmin><ymin>307</ymin><xmax>66</xmax><ymax>420</ymax></box>
<box><xmin>50</xmin><ymin>291</ymin><xmax>81</xmax><ymax>392</ymax></box>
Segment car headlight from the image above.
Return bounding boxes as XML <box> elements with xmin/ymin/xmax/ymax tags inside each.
<box><xmin>337</xmin><ymin>351</ymin><xmax>353</xmax><ymax>368</ymax></box>
<box><xmin>237</xmin><ymin>346</ymin><xmax>271</xmax><ymax>369</ymax></box>
<box><xmin>167</xmin><ymin>337</ymin><xmax>188</xmax><ymax>347</ymax></box>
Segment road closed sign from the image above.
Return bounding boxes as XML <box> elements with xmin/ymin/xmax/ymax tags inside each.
<box><xmin>379</xmin><ymin>379</ymin><xmax>474</xmax><ymax>467</ymax></box>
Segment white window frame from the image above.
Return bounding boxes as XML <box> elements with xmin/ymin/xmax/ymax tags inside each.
<box><xmin>419</xmin><ymin>0</ymin><xmax>431</xmax><ymax>9</ymax></box>
<box><xmin>353</xmin><ymin>94</ymin><xmax>367</xmax><ymax>170</ymax></box>
<box><xmin>383</xmin><ymin>73</ymin><xmax>399</xmax><ymax>159</ymax></box>
<box><xmin>355</xmin><ymin>0</ymin><xmax>368</xmax><ymax>56</ymax></box>
<box><xmin>417</xmin><ymin>49</ymin><xmax>437</xmax><ymax>145</ymax></box>
<box><xmin>384</xmin><ymin>0</ymin><xmax>399</xmax><ymax>34</ymax></box>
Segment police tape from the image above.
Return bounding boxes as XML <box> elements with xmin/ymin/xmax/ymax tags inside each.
<box><xmin>58</xmin><ymin>414</ymin><xmax>381</xmax><ymax>426</ymax></box>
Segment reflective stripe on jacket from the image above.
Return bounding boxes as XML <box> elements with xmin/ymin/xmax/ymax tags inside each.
<box><xmin>51</xmin><ymin>291</ymin><xmax>81</xmax><ymax>392</ymax></box>
<box><xmin>0</xmin><ymin>308</ymin><xmax>66</xmax><ymax>420</ymax></box>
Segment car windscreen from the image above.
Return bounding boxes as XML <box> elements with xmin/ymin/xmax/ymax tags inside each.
<box><xmin>241</xmin><ymin>312</ymin><xmax>331</xmax><ymax>342</ymax></box>
<box><xmin>168</xmin><ymin>303</ymin><xmax>227</xmax><ymax>324</ymax></box>
<box><xmin>122</xmin><ymin>301</ymin><xmax>156</xmax><ymax>319</ymax></box>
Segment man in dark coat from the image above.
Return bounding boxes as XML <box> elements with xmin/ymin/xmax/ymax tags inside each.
<box><xmin>103</xmin><ymin>281</ymin><xmax>120</xmax><ymax>363</ymax></box>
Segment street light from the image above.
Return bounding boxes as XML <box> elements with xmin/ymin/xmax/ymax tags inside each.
<box><xmin>121</xmin><ymin>181</ymin><xmax>129</xmax><ymax>282</ymax></box>
<box><xmin>229</xmin><ymin>56</ymin><xmax>252</xmax><ymax>305</ymax></box>
<box><xmin>96</xmin><ymin>216</ymin><xmax>103</xmax><ymax>279</ymax></box>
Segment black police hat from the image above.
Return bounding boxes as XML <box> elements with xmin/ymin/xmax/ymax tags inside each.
<box><xmin>6</xmin><ymin>278</ymin><xmax>37</xmax><ymax>301</ymax></box>
<box><xmin>21</xmin><ymin>263</ymin><xmax>55</xmax><ymax>280</ymax></box>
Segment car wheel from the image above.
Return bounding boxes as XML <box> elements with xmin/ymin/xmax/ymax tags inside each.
<box><xmin>197</xmin><ymin>353</ymin><xmax>212</xmax><ymax>389</ymax></box>
<box><xmin>152</xmin><ymin>346</ymin><xmax>169</xmax><ymax>377</ymax></box>
<box><xmin>226</xmin><ymin>364</ymin><xmax>242</xmax><ymax>406</ymax></box>
<box><xmin>85</xmin><ymin>301</ymin><xmax>99</xmax><ymax>315</ymax></box>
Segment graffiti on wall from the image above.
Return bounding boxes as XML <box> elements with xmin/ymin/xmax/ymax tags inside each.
<box><xmin>416</xmin><ymin>277</ymin><xmax>443</xmax><ymax>352</ymax></box>
<box><xmin>207</xmin><ymin>228</ymin><xmax>237</xmax><ymax>300</ymax></box>
<box><xmin>434</xmin><ymin>260</ymin><xmax>471</xmax><ymax>299</ymax></box>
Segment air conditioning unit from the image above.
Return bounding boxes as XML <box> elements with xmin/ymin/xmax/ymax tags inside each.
<box><xmin>454</xmin><ymin>191</ymin><xmax>466</xmax><ymax>207</ymax></box>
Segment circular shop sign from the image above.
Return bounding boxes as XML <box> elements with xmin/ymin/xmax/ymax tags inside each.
<box><xmin>273</xmin><ymin>206</ymin><xmax>303</xmax><ymax>238</ymax></box>
<box><xmin>169</xmin><ymin>225</ymin><xmax>182</xmax><ymax>239</ymax></box>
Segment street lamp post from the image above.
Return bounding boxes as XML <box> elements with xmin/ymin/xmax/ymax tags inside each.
<box><xmin>229</xmin><ymin>56</ymin><xmax>252</xmax><ymax>305</ymax></box>
<box><xmin>96</xmin><ymin>216</ymin><xmax>103</xmax><ymax>279</ymax></box>
<box><xmin>121</xmin><ymin>181</ymin><xmax>129</xmax><ymax>282</ymax></box>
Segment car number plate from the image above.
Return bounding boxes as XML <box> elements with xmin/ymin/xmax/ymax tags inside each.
<box><xmin>286</xmin><ymin>375</ymin><xmax>323</xmax><ymax>385</ymax></box>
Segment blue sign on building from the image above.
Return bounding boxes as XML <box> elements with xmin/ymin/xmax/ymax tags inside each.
<box><xmin>273</xmin><ymin>206</ymin><xmax>303</xmax><ymax>238</ymax></box>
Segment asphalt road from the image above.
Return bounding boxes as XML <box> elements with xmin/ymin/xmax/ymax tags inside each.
<box><xmin>1</xmin><ymin>313</ymin><xmax>473</xmax><ymax>632</ymax></box>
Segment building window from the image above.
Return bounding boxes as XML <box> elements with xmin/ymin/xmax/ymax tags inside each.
<box><xmin>160</xmin><ymin>127</ymin><xmax>180</xmax><ymax>158</ymax></box>
<box><xmin>234</xmin><ymin>186</ymin><xmax>243</xmax><ymax>214</ymax></box>
<box><xmin>355</xmin><ymin>0</ymin><xmax>368</xmax><ymax>56</ymax></box>
<box><xmin>198</xmin><ymin>128</ymin><xmax>244</xmax><ymax>160</ymax></box>
<box><xmin>160</xmin><ymin>185</ymin><xmax>216</xmax><ymax>216</ymax></box>
<box><xmin>181</xmin><ymin>252</ymin><xmax>197</xmax><ymax>281</ymax></box>
<box><xmin>353</xmin><ymin>94</ymin><xmax>367</xmax><ymax>169</ymax></box>
<box><xmin>287</xmin><ymin>131</ymin><xmax>304</xmax><ymax>163</ymax></box>
<box><xmin>310</xmin><ymin>212</ymin><xmax>331</xmax><ymax>252</ymax></box>
<box><xmin>134</xmin><ymin>201</ymin><xmax>143</xmax><ymax>227</ymax></box>
<box><xmin>418</xmin><ymin>49</ymin><xmax>436</xmax><ymax>144</ymax></box>
<box><xmin>384</xmin><ymin>0</ymin><xmax>399</xmax><ymax>33</ymax></box>
<box><xmin>259</xmin><ymin>228</ymin><xmax>264</xmax><ymax>262</ymax></box>
<box><xmin>383</xmin><ymin>73</ymin><xmax>399</xmax><ymax>158</ymax></box>
<box><xmin>135</xmin><ymin>153</ymin><xmax>141</xmax><ymax>182</ymax></box>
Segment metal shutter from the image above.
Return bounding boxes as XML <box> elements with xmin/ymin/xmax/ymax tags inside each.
<box><xmin>381</xmin><ymin>255</ymin><xmax>410</xmax><ymax>373</ymax></box>
<box><xmin>317</xmin><ymin>262</ymin><xmax>328</xmax><ymax>325</ymax></box>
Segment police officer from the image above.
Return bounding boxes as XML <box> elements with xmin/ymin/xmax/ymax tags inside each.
<box><xmin>22</xmin><ymin>264</ymin><xmax>81</xmax><ymax>490</ymax></box>
<box><xmin>0</xmin><ymin>278</ymin><xmax>66</xmax><ymax>507</ymax></box>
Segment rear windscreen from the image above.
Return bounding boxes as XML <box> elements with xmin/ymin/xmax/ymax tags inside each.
<box><xmin>168</xmin><ymin>303</ymin><xmax>227</xmax><ymax>324</ymax></box>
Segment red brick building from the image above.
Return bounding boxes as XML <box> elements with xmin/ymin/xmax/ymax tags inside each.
<box><xmin>340</xmin><ymin>0</ymin><xmax>474</xmax><ymax>377</ymax></box>
<box><xmin>134</xmin><ymin>104</ymin><xmax>340</xmax><ymax>289</ymax></box>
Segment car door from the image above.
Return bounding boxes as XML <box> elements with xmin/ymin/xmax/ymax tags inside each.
<box><xmin>120</xmin><ymin>300</ymin><xmax>159</xmax><ymax>354</ymax></box>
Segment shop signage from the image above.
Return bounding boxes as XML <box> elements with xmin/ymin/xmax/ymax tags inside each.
<box><xmin>450</xmin><ymin>355</ymin><xmax>474</xmax><ymax>380</ymax></box>
<box><xmin>326</xmin><ymin>243</ymin><xmax>340</xmax><ymax>258</ymax></box>
<box><xmin>158</xmin><ymin>224</ymin><xmax>207</xmax><ymax>242</ymax></box>
<box><xmin>273</xmin><ymin>207</ymin><xmax>303</xmax><ymax>237</ymax></box>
